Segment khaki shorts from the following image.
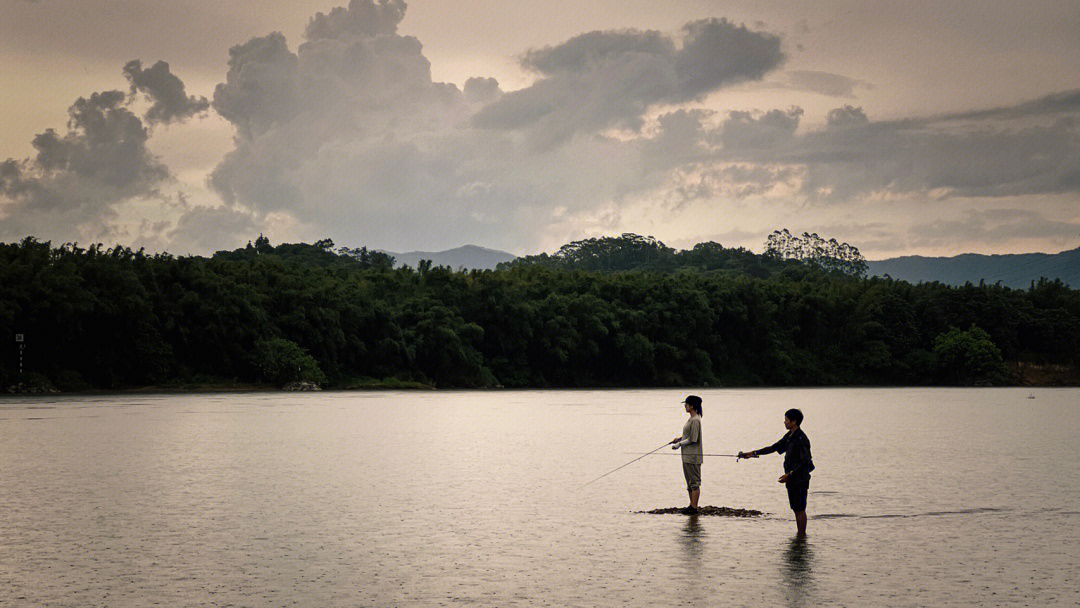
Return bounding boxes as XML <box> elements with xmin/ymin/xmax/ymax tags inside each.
<box><xmin>682</xmin><ymin>462</ymin><xmax>701</xmax><ymax>490</ymax></box>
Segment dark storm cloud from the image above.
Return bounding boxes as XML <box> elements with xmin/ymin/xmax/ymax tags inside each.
<box><xmin>123</xmin><ymin>59</ymin><xmax>210</xmax><ymax>125</ymax></box>
<box><xmin>0</xmin><ymin>88</ymin><xmax>170</xmax><ymax>242</ymax></box>
<box><xmin>472</xmin><ymin>18</ymin><xmax>784</xmax><ymax>145</ymax></box>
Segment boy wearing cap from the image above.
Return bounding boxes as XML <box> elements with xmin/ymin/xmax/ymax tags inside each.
<box><xmin>670</xmin><ymin>395</ymin><xmax>703</xmax><ymax>513</ymax></box>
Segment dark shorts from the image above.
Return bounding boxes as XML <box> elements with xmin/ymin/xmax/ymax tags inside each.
<box><xmin>682</xmin><ymin>462</ymin><xmax>701</xmax><ymax>490</ymax></box>
<box><xmin>786</xmin><ymin>477</ymin><xmax>810</xmax><ymax>512</ymax></box>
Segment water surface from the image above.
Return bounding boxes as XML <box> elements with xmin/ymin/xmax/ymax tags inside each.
<box><xmin>2</xmin><ymin>388</ymin><xmax>1077</xmax><ymax>606</ymax></box>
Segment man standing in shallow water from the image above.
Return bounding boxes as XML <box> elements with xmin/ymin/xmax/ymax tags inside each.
<box><xmin>739</xmin><ymin>408</ymin><xmax>814</xmax><ymax>535</ymax></box>
<box><xmin>670</xmin><ymin>395</ymin><xmax>703</xmax><ymax>513</ymax></box>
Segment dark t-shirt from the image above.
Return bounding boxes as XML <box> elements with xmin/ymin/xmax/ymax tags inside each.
<box><xmin>756</xmin><ymin>428</ymin><xmax>814</xmax><ymax>481</ymax></box>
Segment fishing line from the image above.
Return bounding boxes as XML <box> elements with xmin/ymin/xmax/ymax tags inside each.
<box><xmin>579</xmin><ymin>440</ymin><xmax>674</xmax><ymax>488</ymax></box>
<box><xmin>623</xmin><ymin>452</ymin><xmax>741</xmax><ymax>458</ymax></box>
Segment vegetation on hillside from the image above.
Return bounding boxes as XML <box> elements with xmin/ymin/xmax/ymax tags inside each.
<box><xmin>2</xmin><ymin>233</ymin><xmax>1077</xmax><ymax>391</ymax></box>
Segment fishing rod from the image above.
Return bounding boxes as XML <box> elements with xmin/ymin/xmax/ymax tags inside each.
<box><xmin>623</xmin><ymin>452</ymin><xmax>742</xmax><ymax>458</ymax></box>
<box><xmin>579</xmin><ymin>440</ymin><xmax>674</xmax><ymax>488</ymax></box>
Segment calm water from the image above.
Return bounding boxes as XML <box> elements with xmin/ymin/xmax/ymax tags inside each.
<box><xmin>1</xmin><ymin>388</ymin><xmax>1077</xmax><ymax>607</ymax></box>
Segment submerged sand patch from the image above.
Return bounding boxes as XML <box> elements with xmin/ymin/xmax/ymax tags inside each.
<box><xmin>637</xmin><ymin>506</ymin><xmax>764</xmax><ymax>517</ymax></box>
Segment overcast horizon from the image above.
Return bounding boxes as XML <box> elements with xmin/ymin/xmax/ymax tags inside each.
<box><xmin>2</xmin><ymin>0</ymin><xmax>1078</xmax><ymax>258</ymax></box>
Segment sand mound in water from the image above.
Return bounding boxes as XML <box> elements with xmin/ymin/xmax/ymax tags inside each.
<box><xmin>637</xmin><ymin>506</ymin><xmax>763</xmax><ymax>517</ymax></box>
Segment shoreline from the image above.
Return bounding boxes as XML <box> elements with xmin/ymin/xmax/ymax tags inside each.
<box><xmin>3</xmin><ymin>380</ymin><xmax>1077</xmax><ymax>398</ymax></box>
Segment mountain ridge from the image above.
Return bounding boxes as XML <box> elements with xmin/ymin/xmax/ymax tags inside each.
<box><xmin>867</xmin><ymin>247</ymin><xmax>1079</xmax><ymax>289</ymax></box>
<box><xmin>380</xmin><ymin>244</ymin><xmax>517</xmax><ymax>270</ymax></box>
<box><xmin>378</xmin><ymin>241</ymin><xmax>1079</xmax><ymax>288</ymax></box>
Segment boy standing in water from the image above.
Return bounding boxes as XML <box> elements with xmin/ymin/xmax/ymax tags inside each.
<box><xmin>670</xmin><ymin>395</ymin><xmax>703</xmax><ymax>513</ymax></box>
<box><xmin>739</xmin><ymin>408</ymin><xmax>814</xmax><ymax>535</ymax></box>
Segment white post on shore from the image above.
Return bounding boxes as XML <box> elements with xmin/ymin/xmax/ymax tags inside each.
<box><xmin>15</xmin><ymin>333</ymin><xmax>24</xmax><ymax>376</ymax></box>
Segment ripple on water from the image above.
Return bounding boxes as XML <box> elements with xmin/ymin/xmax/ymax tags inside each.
<box><xmin>1</xmin><ymin>388</ymin><xmax>1077</xmax><ymax>607</ymax></box>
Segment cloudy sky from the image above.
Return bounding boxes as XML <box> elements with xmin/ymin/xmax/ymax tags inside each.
<box><xmin>1</xmin><ymin>0</ymin><xmax>1078</xmax><ymax>258</ymax></box>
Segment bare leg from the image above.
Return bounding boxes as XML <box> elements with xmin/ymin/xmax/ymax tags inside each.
<box><xmin>690</xmin><ymin>488</ymin><xmax>700</xmax><ymax>509</ymax></box>
<box><xmin>795</xmin><ymin>510</ymin><xmax>807</xmax><ymax>535</ymax></box>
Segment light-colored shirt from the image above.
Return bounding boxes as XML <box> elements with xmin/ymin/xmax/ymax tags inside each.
<box><xmin>677</xmin><ymin>416</ymin><xmax>702</xmax><ymax>465</ymax></box>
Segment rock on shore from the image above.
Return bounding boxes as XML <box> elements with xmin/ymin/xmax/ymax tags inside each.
<box><xmin>282</xmin><ymin>381</ymin><xmax>322</xmax><ymax>391</ymax></box>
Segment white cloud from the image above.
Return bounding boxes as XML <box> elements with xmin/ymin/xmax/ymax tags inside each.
<box><xmin>204</xmin><ymin>2</ymin><xmax>789</xmax><ymax>253</ymax></box>
<box><xmin>4</xmin><ymin>1</ymin><xmax>1077</xmax><ymax>258</ymax></box>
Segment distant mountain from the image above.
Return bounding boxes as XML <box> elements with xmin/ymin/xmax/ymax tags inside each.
<box><xmin>382</xmin><ymin>245</ymin><xmax>517</xmax><ymax>270</ymax></box>
<box><xmin>867</xmin><ymin>247</ymin><xmax>1080</xmax><ymax>289</ymax></box>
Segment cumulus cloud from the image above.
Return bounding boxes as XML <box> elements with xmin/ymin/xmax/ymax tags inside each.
<box><xmin>198</xmin><ymin>1</ymin><xmax>799</xmax><ymax>253</ymax></box>
<box><xmin>719</xmin><ymin>107</ymin><xmax>803</xmax><ymax>150</ymax></box>
<box><xmin>167</xmin><ymin>204</ymin><xmax>259</xmax><ymax>253</ymax></box>
<box><xmin>825</xmin><ymin>105</ymin><xmax>869</xmax><ymax>128</ymax></box>
<box><xmin>472</xmin><ymin>19</ymin><xmax>784</xmax><ymax>146</ymax></box>
<box><xmin>676</xmin><ymin>19</ymin><xmax>785</xmax><ymax>98</ymax></box>
<box><xmin>463</xmin><ymin>77</ymin><xmax>501</xmax><ymax>104</ymax></box>
<box><xmin>0</xmin><ymin>58</ymin><xmax>216</xmax><ymax>247</ymax></box>
<box><xmin>519</xmin><ymin>29</ymin><xmax>674</xmax><ymax>75</ymax></box>
<box><xmin>790</xmin><ymin>91</ymin><xmax>1080</xmax><ymax>200</ymax></box>
<box><xmin>590</xmin><ymin>89</ymin><xmax>1077</xmax><ymax>256</ymax></box>
<box><xmin>13</xmin><ymin>0</ymin><xmax>1070</xmax><ymax>257</ymax></box>
<box><xmin>650</xmin><ymin>89</ymin><xmax>1080</xmax><ymax>204</ymax></box>
<box><xmin>212</xmin><ymin>32</ymin><xmax>300</xmax><ymax>141</ymax></box>
<box><xmin>0</xmin><ymin>89</ymin><xmax>171</xmax><ymax>243</ymax></box>
<box><xmin>203</xmin><ymin>1</ymin><xmax>1080</xmax><ymax>255</ymax></box>
<box><xmin>123</xmin><ymin>59</ymin><xmax>210</xmax><ymax>125</ymax></box>
<box><xmin>203</xmin><ymin>1</ymin><xmax>789</xmax><ymax>252</ymax></box>
<box><xmin>305</xmin><ymin>0</ymin><xmax>406</xmax><ymax>41</ymax></box>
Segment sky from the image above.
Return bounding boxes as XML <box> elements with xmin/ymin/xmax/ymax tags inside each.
<box><xmin>1</xmin><ymin>0</ymin><xmax>1078</xmax><ymax>258</ymax></box>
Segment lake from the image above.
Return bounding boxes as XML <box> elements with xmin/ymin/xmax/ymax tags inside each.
<box><xmin>2</xmin><ymin>388</ymin><xmax>1077</xmax><ymax>606</ymax></box>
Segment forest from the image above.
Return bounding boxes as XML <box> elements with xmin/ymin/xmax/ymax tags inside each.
<box><xmin>2</xmin><ymin>233</ymin><xmax>1078</xmax><ymax>391</ymax></box>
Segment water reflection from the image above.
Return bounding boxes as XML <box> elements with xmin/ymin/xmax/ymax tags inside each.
<box><xmin>680</xmin><ymin>513</ymin><xmax>704</xmax><ymax>557</ymax></box>
<box><xmin>781</xmin><ymin>536</ymin><xmax>815</xmax><ymax>608</ymax></box>
<box><xmin>672</xmin><ymin>514</ymin><xmax>706</xmax><ymax>604</ymax></box>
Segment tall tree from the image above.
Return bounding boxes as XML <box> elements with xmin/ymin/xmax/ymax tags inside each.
<box><xmin>764</xmin><ymin>229</ymin><xmax>868</xmax><ymax>277</ymax></box>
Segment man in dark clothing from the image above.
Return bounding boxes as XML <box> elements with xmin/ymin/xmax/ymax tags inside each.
<box><xmin>739</xmin><ymin>408</ymin><xmax>814</xmax><ymax>535</ymax></box>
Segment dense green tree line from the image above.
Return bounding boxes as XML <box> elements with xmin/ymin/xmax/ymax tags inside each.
<box><xmin>2</xmin><ymin>235</ymin><xmax>1077</xmax><ymax>391</ymax></box>
<box><xmin>501</xmin><ymin>233</ymin><xmax>791</xmax><ymax>277</ymax></box>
